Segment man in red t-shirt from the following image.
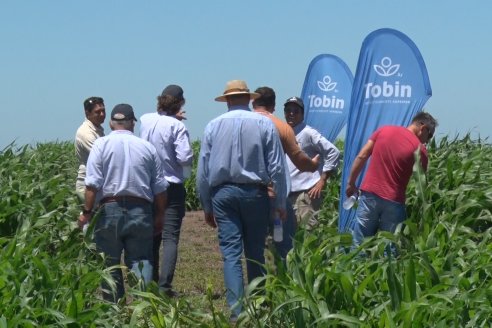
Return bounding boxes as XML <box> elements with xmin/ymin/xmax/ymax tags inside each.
<box><xmin>345</xmin><ymin>112</ymin><xmax>437</xmax><ymax>247</ymax></box>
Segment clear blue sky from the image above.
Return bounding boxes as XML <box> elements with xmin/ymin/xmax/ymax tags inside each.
<box><xmin>1</xmin><ymin>1</ymin><xmax>490</xmax><ymax>149</ymax></box>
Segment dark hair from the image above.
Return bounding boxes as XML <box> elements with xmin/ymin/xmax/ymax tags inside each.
<box><xmin>83</xmin><ymin>97</ymin><xmax>104</xmax><ymax>112</ymax></box>
<box><xmin>252</xmin><ymin>86</ymin><xmax>276</xmax><ymax>108</ymax></box>
<box><xmin>84</xmin><ymin>97</ymin><xmax>104</xmax><ymax>112</ymax></box>
<box><xmin>157</xmin><ymin>95</ymin><xmax>184</xmax><ymax>115</ymax></box>
<box><xmin>412</xmin><ymin>111</ymin><xmax>438</xmax><ymax>132</ymax></box>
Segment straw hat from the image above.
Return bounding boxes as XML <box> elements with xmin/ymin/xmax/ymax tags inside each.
<box><xmin>214</xmin><ymin>80</ymin><xmax>260</xmax><ymax>102</ymax></box>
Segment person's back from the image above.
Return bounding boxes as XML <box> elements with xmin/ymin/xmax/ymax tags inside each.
<box><xmin>203</xmin><ymin>109</ymin><xmax>284</xmax><ymax>187</ymax></box>
<box><xmin>90</xmin><ymin>130</ymin><xmax>161</xmax><ymax>199</ymax></box>
<box><xmin>140</xmin><ymin>113</ymin><xmax>193</xmax><ymax>183</ymax></box>
<box><xmin>197</xmin><ymin>80</ymin><xmax>287</xmax><ymax>321</ymax></box>
<box><xmin>346</xmin><ymin>111</ymin><xmax>437</xmax><ymax>248</ymax></box>
<box><xmin>139</xmin><ymin>84</ymin><xmax>193</xmax><ymax>295</ymax></box>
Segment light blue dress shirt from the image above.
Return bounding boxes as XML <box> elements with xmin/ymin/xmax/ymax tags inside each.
<box><xmin>139</xmin><ymin>112</ymin><xmax>193</xmax><ymax>184</ymax></box>
<box><xmin>85</xmin><ymin>130</ymin><xmax>169</xmax><ymax>202</ymax></box>
<box><xmin>287</xmin><ymin>122</ymin><xmax>341</xmax><ymax>192</ymax></box>
<box><xmin>196</xmin><ymin>106</ymin><xmax>288</xmax><ymax>213</ymax></box>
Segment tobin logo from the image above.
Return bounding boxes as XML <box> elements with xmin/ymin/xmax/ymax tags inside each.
<box><xmin>365</xmin><ymin>57</ymin><xmax>412</xmax><ymax>99</ymax></box>
<box><xmin>307</xmin><ymin>75</ymin><xmax>345</xmax><ymax>109</ymax></box>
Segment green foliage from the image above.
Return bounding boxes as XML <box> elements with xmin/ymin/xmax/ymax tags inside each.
<box><xmin>184</xmin><ymin>140</ymin><xmax>201</xmax><ymax>211</ymax></box>
<box><xmin>0</xmin><ymin>142</ymin><xmax>120</xmax><ymax>326</ymax></box>
<box><xmin>1</xmin><ymin>135</ymin><xmax>491</xmax><ymax>326</ymax></box>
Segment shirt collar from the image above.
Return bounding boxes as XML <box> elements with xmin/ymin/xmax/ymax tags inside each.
<box><xmin>110</xmin><ymin>130</ymin><xmax>133</xmax><ymax>136</ymax></box>
<box><xmin>228</xmin><ymin>104</ymin><xmax>251</xmax><ymax>112</ymax></box>
<box><xmin>85</xmin><ymin>118</ymin><xmax>104</xmax><ymax>134</ymax></box>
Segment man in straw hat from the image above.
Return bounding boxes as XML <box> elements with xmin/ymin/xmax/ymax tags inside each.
<box><xmin>197</xmin><ymin>80</ymin><xmax>288</xmax><ymax>320</ymax></box>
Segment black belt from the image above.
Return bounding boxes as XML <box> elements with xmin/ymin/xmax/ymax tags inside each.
<box><xmin>101</xmin><ymin>196</ymin><xmax>150</xmax><ymax>205</ymax></box>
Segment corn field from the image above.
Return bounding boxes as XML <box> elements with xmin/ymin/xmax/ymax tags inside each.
<box><xmin>0</xmin><ymin>135</ymin><xmax>491</xmax><ymax>327</ymax></box>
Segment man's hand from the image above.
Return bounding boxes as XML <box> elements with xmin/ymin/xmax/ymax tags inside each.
<box><xmin>345</xmin><ymin>183</ymin><xmax>358</xmax><ymax>198</ymax></box>
<box><xmin>154</xmin><ymin>215</ymin><xmax>164</xmax><ymax>236</ymax></box>
<box><xmin>175</xmin><ymin>110</ymin><xmax>187</xmax><ymax>121</ymax></box>
<box><xmin>204</xmin><ymin>211</ymin><xmax>217</xmax><ymax>228</ymax></box>
<box><xmin>275</xmin><ymin>208</ymin><xmax>287</xmax><ymax>221</ymax></box>
<box><xmin>308</xmin><ymin>179</ymin><xmax>326</xmax><ymax>199</ymax></box>
<box><xmin>311</xmin><ymin>154</ymin><xmax>320</xmax><ymax>169</ymax></box>
<box><xmin>78</xmin><ymin>212</ymin><xmax>91</xmax><ymax>229</ymax></box>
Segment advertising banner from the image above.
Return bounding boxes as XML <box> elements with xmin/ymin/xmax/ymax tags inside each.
<box><xmin>339</xmin><ymin>28</ymin><xmax>432</xmax><ymax>233</ymax></box>
<box><xmin>301</xmin><ymin>54</ymin><xmax>353</xmax><ymax>142</ymax></box>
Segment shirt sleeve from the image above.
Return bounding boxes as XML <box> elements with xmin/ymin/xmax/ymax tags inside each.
<box><xmin>84</xmin><ymin>140</ymin><xmax>104</xmax><ymax>190</ymax></box>
<box><xmin>196</xmin><ymin>124</ymin><xmax>213</xmax><ymax>213</ymax></box>
<box><xmin>174</xmin><ymin>123</ymin><xmax>194</xmax><ymax>166</ymax></box>
<box><xmin>151</xmin><ymin>149</ymin><xmax>169</xmax><ymax>195</ymax></box>
<box><xmin>312</xmin><ymin>129</ymin><xmax>341</xmax><ymax>173</ymax></box>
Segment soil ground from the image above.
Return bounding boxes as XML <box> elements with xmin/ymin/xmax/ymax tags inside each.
<box><xmin>163</xmin><ymin>210</ymin><xmax>227</xmax><ymax>309</ymax></box>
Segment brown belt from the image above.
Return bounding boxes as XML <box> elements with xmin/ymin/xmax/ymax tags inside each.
<box><xmin>101</xmin><ymin>195</ymin><xmax>150</xmax><ymax>205</ymax></box>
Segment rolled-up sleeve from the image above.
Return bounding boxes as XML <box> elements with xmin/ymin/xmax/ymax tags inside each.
<box><xmin>313</xmin><ymin>132</ymin><xmax>340</xmax><ymax>173</ymax></box>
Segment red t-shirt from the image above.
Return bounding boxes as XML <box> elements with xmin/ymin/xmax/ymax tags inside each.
<box><xmin>361</xmin><ymin>126</ymin><xmax>428</xmax><ymax>203</ymax></box>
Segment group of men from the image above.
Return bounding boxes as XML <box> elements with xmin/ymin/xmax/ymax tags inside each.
<box><xmin>75</xmin><ymin>86</ymin><xmax>192</xmax><ymax>302</ymax></box>
<box><xmin>75</xmin><ymin>79</ymin><xmax>437</xmax><ymax>320</ymax></box>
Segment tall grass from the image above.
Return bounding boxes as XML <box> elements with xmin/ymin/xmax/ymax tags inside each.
<box><xmin>1</xmin><ymin>135</ymin><xmax>490</xmax><ymax>327</ymax></box>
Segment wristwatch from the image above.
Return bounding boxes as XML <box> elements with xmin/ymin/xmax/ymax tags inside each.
<box><xmin>81</xmin><ymin>208</ymin><xmax>92</xmax><ymax>215</ymax></box>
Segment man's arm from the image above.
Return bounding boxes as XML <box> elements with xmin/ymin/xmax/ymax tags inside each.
<box><xmin>153</xmin><ymin>191</ymin><xmax>167</xmax><ymax>235</ymax></box>
<box><xmin>282</xmin><ymin>124</ymin><xmax>319</xmax><ymax>172</ymax></box>
<box><xmin>78</xmin><ymin>186</ymin><xmax>98</xmax><ymax>228</ymax></box>
<box><xmin>288</xmin><ymin>150</ymin><xmax>320</xmax><ymax>172</ymax></box>
<box><xmin>345</xmin><ymin>140</ymin><xmax>374</xmax><ymax>197</ymax></box>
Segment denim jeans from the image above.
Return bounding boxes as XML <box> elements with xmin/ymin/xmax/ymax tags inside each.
<box><xmin>152</xmin><ymin>183</ymin><xmax>186</xmax><ymax>293</ymax></box>
<box><xmin>352</xmin><ymin>191</ymin><xmax>406</xmax><ymax>247</ymax></box>
<box><xmin>94</xmin><ymin>200</ymin><xmax>154</xmax><ymax>302</ymax></box>
<box><xmin>211</xmin><ymin>183</ymin><xmax>270</xmax><ymax>318</ymax></box>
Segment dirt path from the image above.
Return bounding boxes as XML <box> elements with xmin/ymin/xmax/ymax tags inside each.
<box><xmin>171</xmin><ymin>211</ymin><xmax>225</xmax><ymax>300</ymax></box>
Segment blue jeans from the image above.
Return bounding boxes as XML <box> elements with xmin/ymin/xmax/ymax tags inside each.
<box><xmin>211</xmin><ymin>184</ymin><xmax>270</xmax><ymax>318</ymax></box>
<box><xmin>94</xmin><ymin>200</ymin><xmax>154</xmax><ymax>302</ymax></box>
<box><xmin>352</xmin><ymin>191</ymin><xmax>406</xmax><ymax>247</ymax></box>
<box><xmin>152</xmin><ymin>183</ymin><xmax>186</xmax><ymax>292</ymax></box>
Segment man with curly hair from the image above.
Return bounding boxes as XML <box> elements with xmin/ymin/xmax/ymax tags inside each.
<box><xmin>140</xmin><ymin>84</ymin><xmax>194</xmax><ymax>297</ymax></box>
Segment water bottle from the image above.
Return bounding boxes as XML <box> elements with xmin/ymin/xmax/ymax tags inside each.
<box><xmin>82</xmin><ymin>223</ymin><xmax>88</xmax><ymax>235</ymax></box>
<box><xmin>273</xmin><ymin>218</ymin><xmax>283</xmax><ymax>242</ymax></box>
<box><xmin>343</xmin><ymin>195</ymin><xmax>358</xmax><ymax>210</ymax></box>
